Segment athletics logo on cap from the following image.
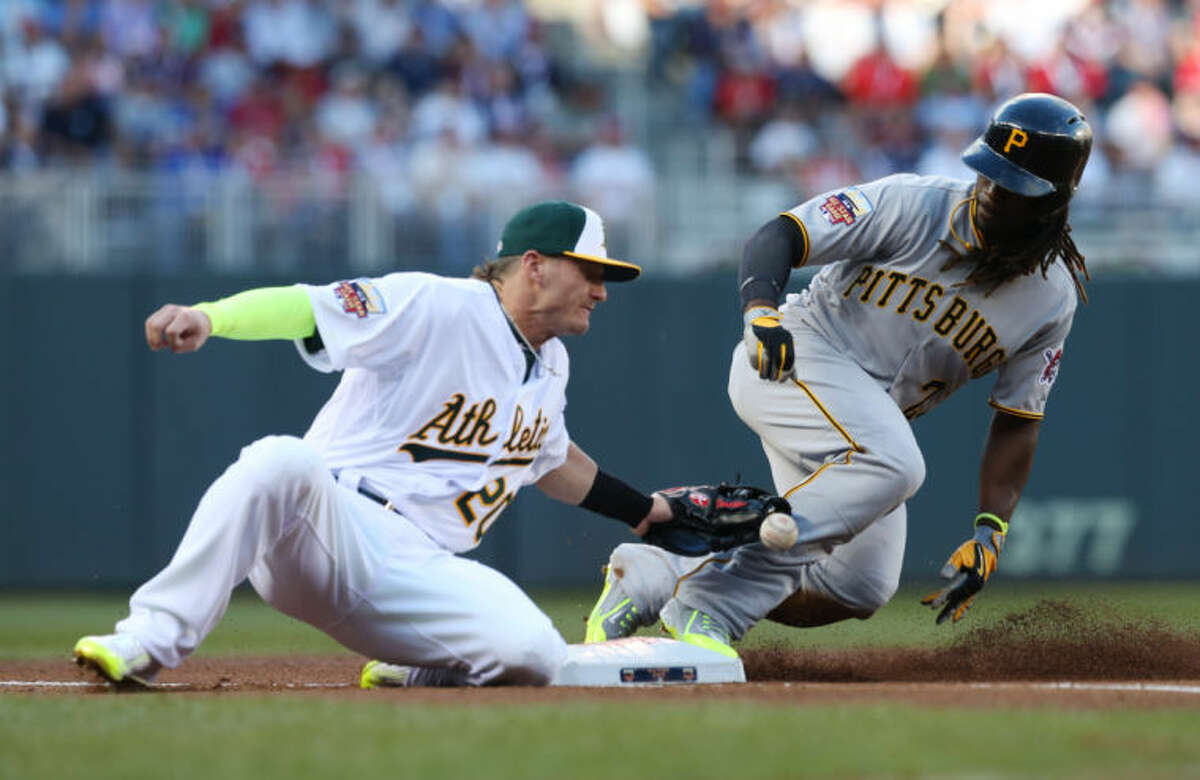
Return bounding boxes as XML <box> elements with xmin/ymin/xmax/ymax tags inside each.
<box><xmin>496</xmin><ymin>200</ymin><xmax>642</xmax><ymax>282</ymax></box>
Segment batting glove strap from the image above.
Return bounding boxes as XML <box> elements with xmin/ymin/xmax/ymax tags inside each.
<box><xmin>975</xmin><ymin>511</ymin><xmax>1009</xmax><ymax>534</ymax></box>
<box><xmin>742</xmin><ymin>306</ymin><xmax>795</xmax><ymax>382</ymax></box>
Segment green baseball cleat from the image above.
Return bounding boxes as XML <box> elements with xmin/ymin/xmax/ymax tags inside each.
<box><xmin>584</xmin><ymin>564</ymin><xmax>644</xmax><ymax>643</ymax></box>
<box><xmin>360</xmin><ymin>659</ymin><xmax>414</xmax><ymax>689</ymax></box>
<box><xmin>660</xmin><ymin>600</ymin><xmax>738</xmax><ymax>659</ymax></box>
<box><xmin>73</xmin><ymin>634</ymin><xmax>160</xmax><ymax>687</ymax></box>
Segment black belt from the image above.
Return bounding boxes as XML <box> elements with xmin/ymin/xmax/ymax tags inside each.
<box><xmin>357</xmin><ymin>484</ymin><xmax>400</xmax><ymax>514</ymax></box>
<box><xmin>332</xmin><ymin>470</ymin><xmax>401</xmax><ymax>514</ymax></box>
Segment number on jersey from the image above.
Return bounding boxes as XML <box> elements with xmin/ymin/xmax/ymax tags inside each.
<box><xmin>455</xmin><ymin>478</ymin><xmax>515</xmax><ymax>542</ymax></box>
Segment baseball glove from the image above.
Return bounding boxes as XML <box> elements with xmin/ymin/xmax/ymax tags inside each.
<box><xmin>643</xmin><ymin>484</ymin><xmax>791</xmax><ymax>556</ymax></box>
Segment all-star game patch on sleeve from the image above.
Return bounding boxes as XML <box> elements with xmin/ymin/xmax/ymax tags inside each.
<box><xmin>784</xmin><ymin>174</ymin><xmax>912</xmax><ymax>269</ymax></box>
<box><xmin>295</xmin><ymin>273</ymin><xmax>440</xmax><ymax>373</ymax></box>
<box><xmin>332</xmin><ymin>279</ymin><xmax>388</xmax><ymax>319</ymax></box>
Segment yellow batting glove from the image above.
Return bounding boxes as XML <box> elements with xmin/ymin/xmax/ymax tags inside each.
<box><xmin>921</xmin><ymin>514</ymin><xmax>1007</xmax><ymax>625</ymax></box>
<box><xmin>743</xmin><ymin>306</ymin><xmax>794</xmax><ymax>382</ymax></box>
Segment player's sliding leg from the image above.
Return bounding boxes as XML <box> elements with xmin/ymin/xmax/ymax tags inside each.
<box><xmin>655</xmin><ymin>341</ymin><xmax>922</xmax><ymax>646</ymax></box>
<box><xmin>581</xmin><ymin>542</ymin><xmax>743</xmax><ymax>658</ymax></box>
<box><xmin>584</xmin><ymin>543</ymin><xmax>707</xmax><ymax>642</ymax></box>
<box><xmin>77</xmin><ymin>434</ymin><xmax>563</xmax><ymax>689</ymax></box>
<box><xmin>318</xmin><ymin>547</ymin><xmax>567</xmax><ymax>688</ymax></box>
<box><xmin>765</xmin><ymin>504</ymin><xmax>905</xmax><ymax>627</ymax></box>
<box><xmin>76</xmin><ymin>436</ymin><xmax>344</xmax><ymax>684</ymax></box>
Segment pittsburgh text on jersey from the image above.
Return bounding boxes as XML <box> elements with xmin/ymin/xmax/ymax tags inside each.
<box><xmin>842</xmin><ymin>266</ymin><xmax>1007</xmax><ymax>378</ymax></box>
<box><xmin>399</xmin><ymin>392</ymin><xmax>551</xmax><ymax>466</ymax></box>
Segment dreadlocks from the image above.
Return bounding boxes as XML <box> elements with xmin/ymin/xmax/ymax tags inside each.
<box><xmin>940</xmin><ymin>207</ymin><xmax>1090</xmax><ymax>303</ymax></box>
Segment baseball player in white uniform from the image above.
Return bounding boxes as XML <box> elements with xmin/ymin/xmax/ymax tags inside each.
<box><xmin>74</xmin><ymin>200</ymin><xmax>675</xmax><ymax>688</ymax></box>
<box><xmin>585</xmin><ymin>94</ymin><xmax>1093</xmax><ymax>655</ymax></box>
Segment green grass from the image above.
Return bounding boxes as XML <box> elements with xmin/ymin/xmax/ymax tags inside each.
<box><xmin>0</xmin><ymin>590</ymin><xmax>349</xmax><ymax>660</ymax></box>
<box><xmin>3</xmin><ymin>583</ymin><xmax>1200</xmax><ymax>780</ymax></box>
<box><xmin>1</xmin><ymin>697</ymin><xmax>1198</xmax><ymax>779</ymax></box>
<box><xmin>5</xmin><ymin>580</ymin><xmax>1200</xmax><ymax>660</ymax></box>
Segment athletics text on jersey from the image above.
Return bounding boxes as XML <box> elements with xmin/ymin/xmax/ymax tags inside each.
<box><xmin>295</xmin><ymin>273</ymin><xmax>571</xmax><ymax>551</ymax></box>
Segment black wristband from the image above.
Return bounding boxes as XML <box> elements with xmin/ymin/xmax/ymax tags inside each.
<box><xmin>580</xmin><ymin>470</ymin><xmax>654</xmax><ymax>528</ymax></box>
<box><xmin>303</xmin><ymin>326</ymin><xmax>325</xmax><ymax>354</ymax></box>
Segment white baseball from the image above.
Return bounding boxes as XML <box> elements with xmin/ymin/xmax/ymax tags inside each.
<box><xmin>759</xmin><ymin>512</ymin><xmax>798</xmax><ymax>550</ymax></box>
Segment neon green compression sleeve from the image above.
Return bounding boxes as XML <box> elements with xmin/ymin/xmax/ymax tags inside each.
<box><xmin>192</xmin><ymin>285</ymin><xmax>316</xmax><ymax>340</ymax></box>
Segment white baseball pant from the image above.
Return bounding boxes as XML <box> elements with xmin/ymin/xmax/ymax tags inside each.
<box><xmin>115</xmin><ymin>435</ymin><xmax>566</xmax><ymax>685</ymax></box>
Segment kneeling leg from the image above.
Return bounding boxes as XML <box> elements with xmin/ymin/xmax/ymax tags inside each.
<box><xmin>768</xmin><ymin>504</ymin><xmax>906</xmax><ymax>628</ymax></box>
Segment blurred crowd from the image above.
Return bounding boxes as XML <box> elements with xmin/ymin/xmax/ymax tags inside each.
<box><xmin>1</xmin><ymin>0</ymin><xmax>1199</xmax><ymax>271</ymax></box>
<box><xmin>0</xmin><ymin>0</ymin><xmax>655</xmax><ymax>248</ymax></box>
<box><xmin>642</xmin><ymin>0</ymin><xmax>1200</xmax><ymax>206</ymax></box>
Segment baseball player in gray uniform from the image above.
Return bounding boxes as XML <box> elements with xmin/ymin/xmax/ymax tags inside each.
<box><xmin>74</xmin><ymin>200</ymin><xmax>677</xmax><ymax>688</ymax></box>
<box><xmin>586</xmin><ymin>93</ymin><xmax>1093</xmax><ymax>655</ymax></box>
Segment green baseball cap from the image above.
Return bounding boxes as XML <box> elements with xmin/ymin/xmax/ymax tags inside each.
<box><xmin>497</xmin><ymin>200</ymin><xmax>641</xmax><ymax>282</ymax></box>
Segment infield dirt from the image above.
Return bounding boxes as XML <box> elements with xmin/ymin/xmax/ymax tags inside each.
<box><xmin>8</xmin><ymin>599</ymin><xmax>1200</xmax><ymax>708</ymax></box>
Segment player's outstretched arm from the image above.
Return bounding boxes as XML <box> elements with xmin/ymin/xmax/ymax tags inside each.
<box><xmin>144</xmin><ymin>286</ymin><xmax>317</xmax><ymax>354</ymax></box>
<box><xmin>145</xmin><ymin>304</ymin><xmax>213</xmax><ymax>353</ymax></box>
<box><xmin>537</xmin><ymin>443</ymin><xmax>669</xmax><ymax>535</ymax></box>
<box><xmin>976</xmin><ymin>411</ymin><xmax>1040</xmax><ymax>521</ymax></box>
<box><xmin>922</xmin><ymin>411</ymin><xmax>1040</xmax><ymax>623</ymax></box>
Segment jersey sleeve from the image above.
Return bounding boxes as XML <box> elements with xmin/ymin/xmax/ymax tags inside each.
<box><xmin>988</xmin><ymin>299</ymin><xmax>1076</xmax><ymax>419</ymax></box>
<box><xmin>523</xmin><ymin>410</ymin><xmax>570</xmax><ymax>484</ymax></box>
<box><xmin>783</xmin><ymin>175</ymin><xmax>905</xmax><ymax>268</ymax></box>
<box><xmin>293</xmin><ymin>273</ymin><xmax>438</xmax><ymax>373</ymax></box>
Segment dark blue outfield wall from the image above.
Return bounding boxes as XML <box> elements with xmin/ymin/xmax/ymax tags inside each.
<box><xmin>1</xmin><ymin>273</ymin><xmax>1196</xmax><ymax>587</ymax></box>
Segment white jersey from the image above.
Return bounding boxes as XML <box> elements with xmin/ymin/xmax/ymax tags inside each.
<box><xmin>294</xmin><ymin>273</ymin><xmax>570</xmax><ymax>552</ymax></box>
<box><xmin>783</xmin><ymin>173</ymin><xmax>1077</xmax><ymax>419</ymax></box>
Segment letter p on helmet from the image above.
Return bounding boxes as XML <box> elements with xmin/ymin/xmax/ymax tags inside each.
<box><xmin>1003</xmin><ymin>128</ymin><xmax>1028</xmax><ymax>154</ymax></box>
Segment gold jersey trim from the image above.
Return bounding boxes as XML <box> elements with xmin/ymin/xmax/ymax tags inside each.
<box><xmin>784</xmin><ymin>452</ymin><xmax>855</xmax><ymax>500</ymax></box>
<box><xmin>988</xmin><ymin>400</ymin><xmax>1044</xmax><ymax>420</ymax></box>
<box><xmin>793</xmin><ymin>379</ymin><xmax>865</xmax><ymax>453</ymax></box>
<box><xmin>780</xmin><ymin>378</ymin><xmax>866</xmax><ymax>500</ymax></box>
<box><xmin>672</xmin><ymin>555</ymin><xmax>734</xmax><ymax>597</ymax></box>
<box><xmin>778</xmin><ymin>211</ymin><xmax>810</xmax><ymax>267</ymax></box>
<box><xmin>946</xmin><ymin>193</ymin><xmax>985</xmax><ymax>253</ymax></box>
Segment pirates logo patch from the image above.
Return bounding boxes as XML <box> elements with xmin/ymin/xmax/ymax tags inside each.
<box><xmin>1039</xmin><ymin>347</ymin><xmax>1063</xmax><ymax>386</ymax></box>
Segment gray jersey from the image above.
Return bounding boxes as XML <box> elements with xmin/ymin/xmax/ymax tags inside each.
<box><xmin>782</xmin><ymin>173</ymin><xmax>1076</xmax><ymax>419</ymax></box>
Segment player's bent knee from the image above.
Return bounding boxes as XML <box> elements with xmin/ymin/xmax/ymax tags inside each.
<box><xmin>484</xmin><ymin>624</ymin><xmax>566</xmax><ymax>686</ymax></box>
<box><xmin>877</xmin><ymin>444</ymin><xmax>925</xmax><ymax>502</ymax></box>
<box><xmin>609</xmin><ymin>541</ymin><xmax>662</xmax><ymax>572</ymax></box>
<box><xmin>851</xmin><ymin>579</ymin><xmax>898</xmax><ymax>617</ymax></box>
<box><xmin>608</xmin><ymin>542</ymin><xmax>681</xmax><ymax>615</ymax></box>
<box><xmin>770</xmin><ymin>566</ymin><xmax>900</xmax><ymax>627</ymax></box>
<box><xmin>767</xmin><ymin>592</ymin><xmax>872</xmax><ymax>627</ymax></box>
<box><xmin>236</xmin><ymin>436</ymin><xmax>328</xmax><ymax>492</ymax></box>
<box><xmin>905</xmin><ymin>451</ymin><xmax>927</xmax><ymax>497</ymax></box>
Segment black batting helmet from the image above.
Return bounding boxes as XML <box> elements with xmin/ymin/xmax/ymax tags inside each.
<box><xmin>962</xmin><ymin>93</ymin><xmax>1092</xmax><ymax>203</ymax></box>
